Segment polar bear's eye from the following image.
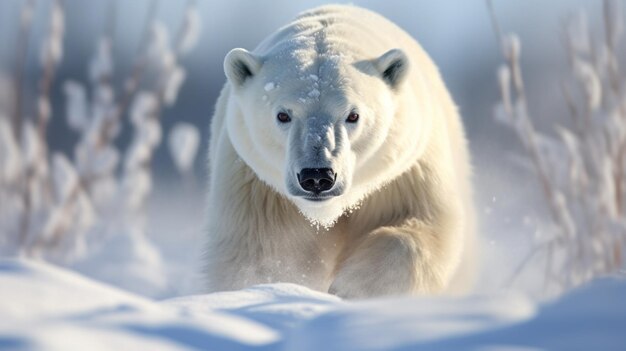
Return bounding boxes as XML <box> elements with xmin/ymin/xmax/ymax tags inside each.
<box><xmin>346</xmin><ymin>112</ymin><xmax>360</xmax><ymax>123</ymax></box>
<box><xmin>277</xmin><ymin>112</ymin><xmax>291</xmax><ymax>123</ymax></box>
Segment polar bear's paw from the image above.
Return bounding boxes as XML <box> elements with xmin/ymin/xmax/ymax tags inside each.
<box><xmin>329</xmin><ymin>230</ymin><xmax>419</xmax><ymax>299</ymax></box>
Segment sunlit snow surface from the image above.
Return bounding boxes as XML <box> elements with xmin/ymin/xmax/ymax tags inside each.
<box><xmin>0</xmin><ymin>258</ymin><xmax>624</xmax><ymax>351</ymax></box>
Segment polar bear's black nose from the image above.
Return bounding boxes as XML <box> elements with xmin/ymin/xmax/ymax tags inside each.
<box><xmin>298</xmin><ymin>168</ymin><xmax>336</xmax><ymax>194</ymax></box>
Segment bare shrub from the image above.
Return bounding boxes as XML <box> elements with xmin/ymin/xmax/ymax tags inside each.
<box><xmin>487</xmin><ymin>0</ymin><xmax>626</xmax><ymax>293</ymax></box>
<box><xmin>0</xmin><ymin>0</ymin><xmax>202</xmax><ymax>269</ymax></box>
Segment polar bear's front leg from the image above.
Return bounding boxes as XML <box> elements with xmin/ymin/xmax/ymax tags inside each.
<box><xmin>329</xmin><ymin>218</ymin><xmax>457</xmax><ymax>299</ymax></box>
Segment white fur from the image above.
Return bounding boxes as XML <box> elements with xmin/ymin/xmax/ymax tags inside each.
<box><xmin>205</xmin><ymin>5</ymin><xmax>476</xmax><ymax>298</ymax></box>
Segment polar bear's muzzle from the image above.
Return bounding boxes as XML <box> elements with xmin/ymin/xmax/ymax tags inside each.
<box><xmin>285</xmin><ymin>117</ymin><xmax>351</xmax><ymax>202</ymax></box>
<box><xmin>287</xmin><ymin>165</ymin><xmax>346</xmax><ymax>202</ymax></box>
<box><xmin>297</xmin><ymin>168</ymin><xmax>336</xmax><ymax>195</ymax></box>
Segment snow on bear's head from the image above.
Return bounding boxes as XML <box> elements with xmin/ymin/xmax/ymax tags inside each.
<box><xmin>223</xmin><ymin>35</ymin><xmax>430</xmax><ymax>227</ymax></box>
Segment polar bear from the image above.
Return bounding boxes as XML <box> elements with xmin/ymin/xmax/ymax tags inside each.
<box><xmin>205</xmin><ymin>4</ymin><xmax>475</xmax><ymax>299</ymax></box>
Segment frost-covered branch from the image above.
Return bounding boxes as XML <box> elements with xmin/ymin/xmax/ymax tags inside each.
<box><xmin>0</xmin><ymin>0</ymin><xmax>202</xmax><ymax>265</ymax></box>
<box><xmin>93</xmin><ymin>0</ymin><xmax>159</xmax><ymax>151</ymax></box>
<box><xmin>12</xmin><ymin>0</ymin><xmax>36</xmax><ymax>142</ymax></box>
<box><xmin>122</xmin><ymin>0</ymin><xmax>201</xmax><ymax>214</ymax></box>
<box><xmin>169</xmin><ymin>122</ymin><xmax>200</xmax><ymax>175</ymax></box>
<box><xmin>488</xmin><ymin>0</ymin><xmax>626</xmax><ymax>293</ymax></box>
<box><xmin>18</xmin><ymin>0</ymin><xmax>66</xmax><ymax>247</ymax></box>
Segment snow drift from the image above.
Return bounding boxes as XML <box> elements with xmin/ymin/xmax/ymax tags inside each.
<box><xmin>0</xmin><ymin>258</ymin><xmax>624</xmax><ymax>351</ymax></box>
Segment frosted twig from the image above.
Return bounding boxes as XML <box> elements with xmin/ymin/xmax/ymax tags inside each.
<box><xmin>130</xmin><ymin>0</ymin><xmax>200</xmax><ymax>173</ymax></box>
<box><xmin>35</xmin><ymin>0</ymin><xmax>65</xmax><ymax>176</ymax></box>
<box><xmin>175</xmin><ymin>0</ymin><xmax>201</xmax><ymax>55</ymax></box>
<box><xmin>487</xmin><ymin>0</ymin><xmax>571</xmax><ymax>238</ymax></box>
<box><xmin>1</xmin><ymin>0</ymin><xmax>201</xmax><ymax>268</ymax></box>
<box><xmin>95</xmin><ymin>0</ymin><xmax>160</xmax><ymax>150</ymax></box>
<box><xmin>603</xmin><ymin>0</ymin><xmax>626</xmax><ymax>214</ymax></box>
<box><xmin>19</xmin><ymin>0</ymin><xmax>66</xmax><ymax>245</ymax></box>
<box><xmin>12</xmin><ymin>0</ymin><xmax>35</xmax><ymax>142</ymax></box>
<box><xmin>504</xmin><ymin>243</ymin><xmax>546</xmax><ymax>287</ymax></box>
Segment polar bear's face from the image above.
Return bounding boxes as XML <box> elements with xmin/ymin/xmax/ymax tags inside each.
<box><xmin>224</xmin><ymin>46</ymin><xmax>417</xmax><ymax>226</ymax></box>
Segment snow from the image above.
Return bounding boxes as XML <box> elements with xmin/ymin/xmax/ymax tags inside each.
<box><xmin>63</xmin><ymin>80</ymin><xmax>89</xmax><ymax>132</ymax></box>
<box><xmin>1</xmin><ymin>258</ymin><xmax>624</xmax><ymax>350</ymax></box>
<box><xmin>264</xmin><ymin>82</ymin><xmax>276</xmax><ymax>91</ymax></box>
<box><xmin>70</xmin><ymin>230</ymin><xmax>167</xmax><ymax>297</ymax></box>
<box><xmin>130</xmin><ymin>92</ymin><xmax>158</xmax><ymax>125</ymax></box>
<box><xmin>50</xmin><ymin>152</ymin><xmax>78</xmax><ymax>202</ymax></box>
<box><xmin>39</xmin><ymin>1</ymin><xmax>64</xmax><ymax>67</ymax></box>
<box><xmin>573</xmin><ymin>57</ymin><xmax>601</xmax><ymax>110</ymax></box>
<box><xmin>168</xmin><ymin>123</ymin><xmax>200</xmax><ymax>174</ymax></box>
<box><xmin>88</xmin><ymin>38</ymin><xmax>113</xmax><ymax>83</ymax></box>
<box><xmin>0</xmin><ymin>118</ymin><xmax>21</xmax><ymax>183</ymax></box>
<box><xmin>147</xmin><ymin>22</ymin><xmax>171</xmax><ymax>70</ymax></box>
<box><xmin>178</xmin><ymin>4</ymin><xmax>202</xmax><ymax>55</ymax></box>
<box><xmin>163</xmin><ymin>66</ymin><xmax>186</xmax><ymax>106</ymax></box>
<box><xmin>21</xmin><ymin>121</ymin><xmax>40</xmax><ymax>169</ymax></box>
<box><xmin>307</xmin><ymin>88</ymin><xmax>320</xmax><ymax>98</ymax></box>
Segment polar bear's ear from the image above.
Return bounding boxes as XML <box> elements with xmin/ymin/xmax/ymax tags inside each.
<box><xmin>224</xmin><ymin>48</ymin><xmax>262</xmax><ymax>88</ymax></box>
<box><xmin>373</xmin><ymin>49</ymin><xmax>409</xmax><ymax>89</ymax></box>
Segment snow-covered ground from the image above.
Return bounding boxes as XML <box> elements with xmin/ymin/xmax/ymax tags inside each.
<box><xmin>1</xmin><ymin>258</ymin><xmax>624</xmax><ymax>351</ymax></box>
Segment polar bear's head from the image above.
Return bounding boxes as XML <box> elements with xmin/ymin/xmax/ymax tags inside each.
<box><xmin>223</xmin><ymin>42</ymin><xmax>430</xmax><ymax>226</ymax></box>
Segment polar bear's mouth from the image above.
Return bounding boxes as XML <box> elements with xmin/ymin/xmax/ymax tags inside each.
<box><xmin>289</xmin><ymin>187</ymin><xmax>345</xmax><ymax>202</ymax></box>
<box><xmin>303</xmin><ymin>195</ymin><xmax>334</xmax><ymax>202</ymax></box>
<box><xmin>286</xmin><ymin>176</ymin><xmax>345</xmax><ymax>202</ymax></box>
